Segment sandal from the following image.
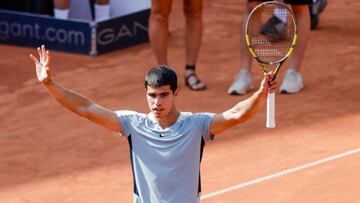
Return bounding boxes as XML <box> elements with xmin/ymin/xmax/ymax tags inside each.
<box><xmin>185</xmin><ymin>73</ymin><xmax>207</xmax><ymax>91</ymax></box>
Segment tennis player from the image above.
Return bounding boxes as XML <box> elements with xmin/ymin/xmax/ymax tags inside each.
<box><xmin>30</xmin><ymin>45</ymin><xmax>277</xmax><ymax>203</ymax></box>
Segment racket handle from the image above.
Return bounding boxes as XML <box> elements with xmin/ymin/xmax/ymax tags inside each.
<box><xmin>266</xmin><ymin>92</ymin><xmax>276</xmax><ymax>128</ymax></box>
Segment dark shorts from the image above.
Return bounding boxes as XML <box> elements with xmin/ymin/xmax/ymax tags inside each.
<box><xmin>249</xmin><ymin>0</ymin><xmax>312</xmax><ymax>5</ymax></box>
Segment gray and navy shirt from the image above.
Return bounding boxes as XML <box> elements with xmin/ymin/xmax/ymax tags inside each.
<box><xmin>116</xmin><ymin>111</ymin><xmax>215</xmax><ymax>203</ymax></box>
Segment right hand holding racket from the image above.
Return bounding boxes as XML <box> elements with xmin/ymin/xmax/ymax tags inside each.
<box><xmin>259</xmin><ymin>73</ymin><xmax>278</xmax><ymax>95</ymax></box>
<box><xmin>245</xmin><ymin>1</ymin><xmax>296</xmax><ymax>128</ymax></box>
<box><xmin>29</xmin><ymin>45</ymin><xmax>51</xmax><ymax>84</ymax></box>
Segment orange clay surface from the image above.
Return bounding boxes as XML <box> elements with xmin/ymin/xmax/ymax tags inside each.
<box><xmin>0</xmin><ymin>0</ymin><xmax>359</xmax><ymax>202</ymax></box>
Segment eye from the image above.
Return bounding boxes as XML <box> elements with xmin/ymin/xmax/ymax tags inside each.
<box><xmin>148</xmin><ymin>93</ymin><xmax>156</xmax><ymax>98</ymax></box>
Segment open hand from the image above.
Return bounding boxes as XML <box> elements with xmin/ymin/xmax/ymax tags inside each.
<box><xmin>29</xmin><ymin>45</ymin><xmax>51</xmax><ymax>84</ymax></box>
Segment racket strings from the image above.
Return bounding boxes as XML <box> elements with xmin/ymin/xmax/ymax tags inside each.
<box><xmin>247</xmin><ymin>3</ymin><xmax>295</xmax><ymax>63</ymax></box>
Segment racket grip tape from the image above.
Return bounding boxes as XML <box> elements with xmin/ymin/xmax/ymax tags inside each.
<box><xmin>266</xmin><ymin>92</ymin><xmax>276</xmax><ymax>128</ymax></box>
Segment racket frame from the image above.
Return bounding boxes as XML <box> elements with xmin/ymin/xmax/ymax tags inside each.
<box><xmin>245</xmin><ymin>1</ymin><xmax>297</xmax><ymax>128</ymax></box>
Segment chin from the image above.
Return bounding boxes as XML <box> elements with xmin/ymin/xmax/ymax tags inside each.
<box><xmin>153</xmin><ymin>111</ymin><xmax>166</xmax><ymax>118</ymax></box>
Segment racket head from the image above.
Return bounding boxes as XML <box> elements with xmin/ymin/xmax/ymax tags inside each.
<box><xmin>245</xmin><ymin>1</ymin><xmax>297</xmax><ymax>71</ymax></box>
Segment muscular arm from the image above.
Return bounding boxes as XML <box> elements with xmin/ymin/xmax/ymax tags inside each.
<box><xmin>43</xmin><ymin>79</ymin><xmax>121</xmax><ymax>132</ymax></box>
<box><xmin>210</xmin><ymin>74</ymin><xmax>277</xmax><ymax>135</ymax></box>
<box><xmin>30</xmin><ymin>45</ymin><xmax>121</xmax><ymax>133</ymax></box>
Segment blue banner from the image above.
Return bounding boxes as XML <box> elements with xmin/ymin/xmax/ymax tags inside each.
<box><xmin>0</xmin><ymin>9</ymin><xmax>92</xmax><ymax>54</ymax></box>
<box><xmin>95</xmin><ymin>9</ymin><xmax>150</xmax><ymax>54</ymax></box>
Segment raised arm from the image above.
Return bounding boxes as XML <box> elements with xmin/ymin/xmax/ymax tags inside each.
<box><xmin>210</xmin><ymin>74</ymin><xmax>277</xmax><ymax>135</ymax></box>
<box><xmin>29</xmin><ymin>45</ymin><xmax>121</xmax><ymax>132</ymax></box>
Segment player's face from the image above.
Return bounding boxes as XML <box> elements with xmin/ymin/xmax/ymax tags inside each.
<box><xmin>146</xmin><ymin>85</ymin><xmax>178</xmax><ymax>118</ymax></box>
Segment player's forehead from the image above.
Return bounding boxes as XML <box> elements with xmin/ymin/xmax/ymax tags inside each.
<box><xmin>146</xmin><ymin>85</ymin><xmax>172</xmax><ymax>94</ymax></box>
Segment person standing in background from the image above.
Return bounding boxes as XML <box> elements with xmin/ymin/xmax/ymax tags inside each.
<box><xmin>149</xmin><ymin>0</ymin><xmax>207</xmax><ymax>91</ymax></box>
<box><xmin>309</xmin><ymin>0</ymin><xmax>327</xmax><ymax>30</ymax></box>
<box><xmin>228</xmin><ymin>0</ymin><xmax>312</xmax><ymax>95</ymax></box>
<box><xmin>53</xmin><ymin>0</ymin><xmax>110</xmax><ymax>21</ymax></box>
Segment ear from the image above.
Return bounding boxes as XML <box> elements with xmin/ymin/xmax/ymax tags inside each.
<box><xmin>174</xmin><ymin>88</ymin><xmax>180</xmax><ymax>96</ymax></box>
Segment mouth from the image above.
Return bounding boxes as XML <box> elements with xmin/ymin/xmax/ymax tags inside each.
<box><xmin>153</xmin><ymin>108</ymin><xmax>164</xmax><ymax>115</ymax></box>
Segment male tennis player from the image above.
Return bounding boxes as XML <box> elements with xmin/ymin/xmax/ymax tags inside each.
<box><xmin>30</xmin><ymin>45</ymin><xmax>277</xmax><ymax>203</ymax></box>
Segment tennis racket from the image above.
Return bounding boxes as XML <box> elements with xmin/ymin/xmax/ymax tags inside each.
<box><xmin>245</xmin><ymin>1</ymin><xmax>297</xmax><ymax>128</ymax></box>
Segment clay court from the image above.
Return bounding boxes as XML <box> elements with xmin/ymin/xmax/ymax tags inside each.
<box><xmin>1</xmin><ymin>0</ymin><xmax>359</xmax><ymax>202</ymax></box>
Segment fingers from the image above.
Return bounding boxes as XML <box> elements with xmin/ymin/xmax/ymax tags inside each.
<box><xmin>30</xmin><ymin>45</ymin><xmax>50</xmax><ymax>71</ymax></box>
<box><xmin>45</xmin><ymin>50</ymin><xmax>50</xmax><ymax>64</ymax></box>
<box><xmin>260</xmin><ymin>72</ymin><xmax>277</xmax><ymax>93</ymax></box>
<box><xmin>37</xmin><ymin>47</ymin><xmax>42</xmax><ymax>62</ymax></box>
<box><xmin>268</xmin><ymin>80</ymin><xmax>278</xmax><ymax>93</ymax></box>
<box><xmin>41</xmin><ymin>45</ymin><xmax>46</xmax><ymax>62</ymax></box>
<box><xmin>267</xmin><ymin>73</ymin><xmax>278</xmax><ymax>93</ymax></box>
<box><xmin>29</xmin><ymin>54</ymin><xmax>40</xmax><ymax>65</ymax></box>
<box><xmin>264</xmin><ymin>73</ymin><xmax>271</xmax><ymax>84</ymax></box>
<box><xmin>35</xmin><ymin>45</ymin><xmax>47</xmax><ymax>62</ymax></box>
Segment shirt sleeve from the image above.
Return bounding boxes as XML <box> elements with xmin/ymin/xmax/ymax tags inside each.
<box><xmin>115</xmin><ymin>110</ymin><xmax>137</xmax><ymax>137</ymax></box>
<box><xmin>194</xmin><ymin>112</ymin><xmax>216</xmax><ymax>142</ymax></box>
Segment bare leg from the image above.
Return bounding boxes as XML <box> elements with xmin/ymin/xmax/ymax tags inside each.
<box><xmin>183</xmin><ymin>0</ymin><xmax>202</xmax><ymax>66</ymax></box>
<box><xmin>279</xmin><ymin>5</ymin><xmax>310</xmax><ymax>93</ymax></box>
<box><xmin>95</xmin><ymin>0</ymin><xmax>109</xmax><ymax>4</ymax></box>
<box><xmin>149</xmin><ymin>0</ymin><xmax>173</xmax><ymax>65</ymax></box>
<box><xmin>53</xmin><ymin>0</ymin><xmax>70</xmax><ymax>9</ymax></box>
<box><xmin>95</xmin><ymin>0</ymin><xmax>110</xmax><ymax>21</ymax></box>
<box><xmin>183</xmin><ymin>0</ymin><xmax>206</xmax><ymax>90</ymax></box>
<box><xmin>228</xmin><ymin>1</ymin><xmax>259</xmax><ymax>95</ymax></box>
<box><xmin>53</xmin><ymin>0</ymin><xmax>70</xmax><ymax>19</ymax></box>
<box><xmin>239</xmin><ymin>2</ymin><xmax>257</xmax><ymax>72</ymax></box>
<box><xmin>288</xmin><ymin>5</ymin><xmax>310</xmax><ymax>72</ymax></box>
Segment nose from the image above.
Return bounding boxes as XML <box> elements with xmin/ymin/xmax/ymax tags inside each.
<box><xmin>154</xmin><ymin>96</ymin><xmax>162</xmax><ymax>106</ymax></box>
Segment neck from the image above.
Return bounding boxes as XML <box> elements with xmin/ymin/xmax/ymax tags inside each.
<box><xmin>156</xmin><ymin>108</ymin><xmax>180</xmax><ymax>129</ymax></box>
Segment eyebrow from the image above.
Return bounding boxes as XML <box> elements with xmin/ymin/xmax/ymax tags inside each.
<box><xmin>147</xmin><ymin>91</ymin><xmax>171</xmax><ymax>96</ymax></box>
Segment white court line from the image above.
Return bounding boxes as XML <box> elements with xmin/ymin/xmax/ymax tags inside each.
<box><xmin>201</xmin><ymin>147</ymin><xmax>360</xmax><ymax>200</ymax></box>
